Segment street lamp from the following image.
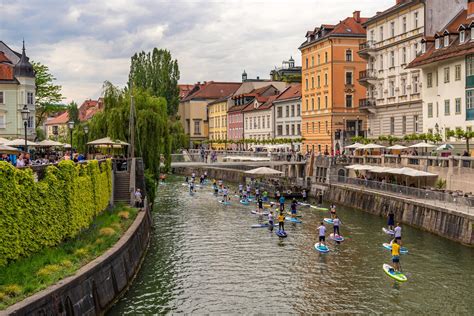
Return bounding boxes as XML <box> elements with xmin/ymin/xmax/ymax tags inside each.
<box><xmin>21</xmin><ymin>105</ymin><xmax>30</xmax><ymax>152</ymax></box>
<box><xmin>68</xmin><ymin>121</ymin><xmax>75</xmax><ymax>159</ymax></box>
<box><xmin>83</xmin><ymin>125</ymin><xmax>89</xmax><ymax>156</ymax></box>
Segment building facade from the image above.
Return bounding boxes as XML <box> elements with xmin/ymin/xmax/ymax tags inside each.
<box><xmin>299</xmin><ymin>11</ymin><xmax>368</xmax><ymax>155</ymax></box>
<box><xmin>178</xmin><ymin>81</ymin><xmax>240</xmax><ymax>148</ymax></box>
<box><xmin>0</xmin><ymin>41</ymin><xmax>36</xmax><ymax>139</ymax></box>
<box><xmin>242</xmin><ymin>91</ymin><xmax>278</xmax><ymax>141</ymax></box>
<box><xmin>408</xmin><ymin>6</ymin><xmax>474</xmax><ymax>141</ymax></box>
<box><xmin>273</xmin><ymin>84</ymin><xmax>302</xmax><ymax>151</ymax></box>
<box><xmin>207</xmin><ymin>96</ymin><xmax>230</xmax><ymax>150</ymax></box>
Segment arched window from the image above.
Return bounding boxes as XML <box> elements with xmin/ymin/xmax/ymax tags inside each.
<box><xmin>345</xmin><ymin>49</ymin><xmax>352</xmax><ymax>61</ymax></box>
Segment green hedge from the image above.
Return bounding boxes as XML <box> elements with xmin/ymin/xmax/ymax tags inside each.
<box><xmin>0</xmin><ymin>159</ymin><xmax>112</xmax><ymax>267</ymax></box>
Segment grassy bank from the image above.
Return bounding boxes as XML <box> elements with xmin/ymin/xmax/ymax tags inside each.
<box><xmin>0</xmin><ymin>204</ymin><xmax>138</xmax><ymax>310</ymax></box>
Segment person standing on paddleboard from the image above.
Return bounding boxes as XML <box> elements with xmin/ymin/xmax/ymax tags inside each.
<box><xmin>238</xmin><ymin>184</ymin><xmax>244</xmax><ymax>198</ymax></box>
<box><xmin>391</xmin><ymin>239</ymin><xmax>401</xmax><ymax>272</ymax></box>
<box><xmin>330</xmin><ymin>204</ymin><xmax>337</xmax><ymax>219</ymax></box>
<box><xmin>318</xmin><ymin>222</ymin><xmax>326</xmax><ymax>246</ymax></box>
<box><xmin>290</xmin><ymin>199</ymin><xmax>297</xmax><ymax>218</ymax></box>
<box><xmin>223</xmin><ymin>186</ymin><xmax>229</xmax><ymax>202</ymax></box>
<box><xmin>258</xmin><ymin>196</ymin><xmax>263</xmax><ymax>211</ymax></box>
<box><xmin>268</xmin><ymin>211</ymin><xmax>274</xmax><ymax>231</ymax></box>
<box><xmin>191</xmin><ymin>172</ymin><xmax>196</xmax><ymax>181</ymax></box>
<box><xmin>185</xmin><ymin>176</ymin><xmax>189</xmax><ymax>183</ymax></box>
<box><xmin>189</xmin><ymin>181</ymin><xmax>195</xmax><ymax>193</ymax></box>
<box><xmin>333</xmin><ymin>216</ymin><xmax>341</xmax><ymax>236</ymax></box>
<box><xmin>279</xmin><ymin>195</ymin><xmax>285</xmax><ymax>211</ymax></box>
<box><xmin>393</xmin><ymin>223</ymin><xmax>402</xmax><ymax>246</ymax></box>
<box><xmin>277</xmin><ymin>211</ymin><xmax>285</xmax><ymax>232</ymax></box>
<box><xmin>302</xmin><ymin>189</ymin><xmax>307</xmax><ymax>202</ymax></box>
<box><xmin>255</xmin><ymin>187</ymin><xmax>260</xmax><ymax>200</ymax></box>
<box><xmin>275</xmin><ymin>190</ymin><xmax>281</xmax><ymax>200</ymax></box>
<box><xmin>387</xmin><ymin>210</ymin><xmax>395</xmax><ymax>231</ymax></box>
<box><xmin>246</xmin><ymin>184</ymin><xmax>251</xmax><ymax>197</ymax></box>
<box><xmin>200</xmin><ymin>174</ymin><xmax>205</xmax><ymax>185</ymax></box>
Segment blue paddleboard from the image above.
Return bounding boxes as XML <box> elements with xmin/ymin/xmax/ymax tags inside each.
<box><xmin>314</xmin><ymin>243</ymin><xmax>329</xmax><ymax>253</ymax></box>
<box><xmin>251</xmin><ymin>210</ymin><xmax>269</xmax><ymax>216</ymax></box>
<box><xmin>382</xmin><ymin>243</ymin><xmax>408</xmax><ymax>254</ymax></box>
<box><xmin>251</xmin><ymin>223</ymin><xmax>278</xmax><ymax>228</ymax></box>
<box><xmin>219</xmin><ymin>200</ymin><xmax>231</xmax><ymax>205</ymax></box>
<box><xmin>329</xmin><ymin>233</ymin><xmax>344</xmax><ymax>242</ymax></box>
<box><xmin>285</xmin><ymin>216</ymin><xmax>302</xmax><ymax>223</ymax></box>
<box><xmin>323</xmin><ymin>218</ymin><xmax>334</xmax><ymax>225</ymax></box>
<box><xmin>240</xmin><ymin>200</ymin><xmax>250</xmax><ymax>205</ymax></box>
<box><xmin>275</xmin><ymin>230</ymin><xmax>288</xmax><ymax>237</ymax></box>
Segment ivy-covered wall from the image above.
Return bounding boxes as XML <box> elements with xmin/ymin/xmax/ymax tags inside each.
<box><xmin>0</xmin><ymin>159</ymin><xmax>112</xmax><ymax>266</ymax></box>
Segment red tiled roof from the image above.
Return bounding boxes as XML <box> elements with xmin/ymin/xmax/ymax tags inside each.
<box><xmin>275</xmin><ymin>84</ymin><xmax>302</xmax><ymax>102</ymax></box>
<box><xmin>0</xmin><ymin>52</ymin><xmax>11</xmax><ymax>63</ymax></box>
<box><xmin>232</xmin><ymin>85</ymin><xmax>275</xmax><ymax>99</ymax></box>
<box><xmin>182</xmin><ymin>81</ymin><xmax>241</xmax><ymax>101</ymax></box>
<box><xmin>78</xmin><ymin>98</ymin><xmax>103</xmax><ymax>121</ymax></box>
<box><xmin>178</xmin><ymin>84</ymin><xmax>194</xmax><ymax>99</ymax></box>
<box><xmin>45</xmin><ymin>112</ymin><xmax>69</xmax><ymax>125</ymax></box>
<box><xmin>408</xmin><ymin>10</ymin><xmax>473</xmax><ymax>68</ymax></box>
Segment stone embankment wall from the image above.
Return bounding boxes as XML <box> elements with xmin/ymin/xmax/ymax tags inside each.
<box><xmin>2</xmin><ymin>209</ymin><xmax>153</xmax><ymax>316</ymax></box>
<box><xmin>173</xmin><ymin>166</ymin><xmax>246</xmax><ymax>183</ymax></box>
<box><xmin>324</xmin><ymin>184</ymin><xmax>473</xmax><ymax>245</ymax></box>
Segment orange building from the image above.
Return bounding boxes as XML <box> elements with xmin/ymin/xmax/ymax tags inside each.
<box><xmin>299</xmin><ymin>11</ymin><xmax>368</xmax><ymax>155</ymax></box>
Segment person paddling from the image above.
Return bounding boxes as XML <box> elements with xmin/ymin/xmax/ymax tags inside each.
<box><xmin>238</xmin><ymin>183</ymin><xmax>244</xmax><ymax>198</ymax></box>
<box><xmin>277</xmin><ymin>211</ymin><xmax>285</xmax><ymax>232</ymax></box>
<box><xmin>268</xmin><ymin>210</ymin><xmax>274</xmax><ymax>231</ymax></box>
<box><xmin>302</xmin><ymin>189</ymin><xmax>307</xmax><ymax>202</ymax></box>
<box><xmin>279</xmin><ymin>195</ymin><xmax>285</xmax><ymax>211</ymax></box>
<box><xmin>392</xmin><ymin>223</ymin><xmax>402</xmax><ymax>246</ymax></box>
<box><xmin>391</xmin><ymin>239</ymin><xmax>401</xmax><ymax>272</ymax></box>
<box><xmin>275</xmin><ymin>190</ymin><xmax>281</xmax><ymax>201</ymax></box>
<box><xmin>318</xmin><ymin>222</ymin><xmax>326</xmax><ymax>246</ymax></box>
<box><xmin>185</xmin><ymin>176</ymin><xmax>189</xmax><ymax>183</ymax></box>
<box><xmin>246</xmin><ymin>184</ymin><xmax>251</xmax><ymax>198</ymax></box>
<box><xmin>333</xmin><ymin>215</ymin><xmax>342</xmax><ymax>236</ymax></box>
<box><xmin>223</xmin><ymin>186</ymin><xmax>229</xmax><ymax>202</ymax></box>
<box><xmin>330</xmin><ymin>204</ymin><xmax>337</xmax><ymax>219</ymax></box>
<box><xmin>290</xmin><ymin>199</ymin><xmax>297</xmax><ymax>218</ymax></box>
<box><xmin>189</xmin><ymin>181</ymin><xmax>195</xmax><ymax>193</ymax></box>
<box><xmin>257</xmin><ymin>196</ymin><xmax>264</xmax><ymax>211</ymax></box>
<box><xmin>387</xmin><ymin>210</ymin><xmax>395</xmax><ymax>231</ymax></box>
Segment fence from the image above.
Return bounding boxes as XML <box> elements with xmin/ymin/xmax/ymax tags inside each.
<box><xmin>330</xmin><ymin>175</ymin><xmax>474</xmax><ymax>213</ymax></box>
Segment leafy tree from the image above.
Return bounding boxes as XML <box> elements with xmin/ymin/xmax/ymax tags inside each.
<box><xmin>31</xmin><ymin>61</ymin><xmax>64</xmax><ymax>126</ymax></box>
<box><xmin>128</xmin><ymin>48</ymin><xmax>180</xmax><ymax>115</ymax></box>
<box><xmin>447</xmin><ymin>128</ymin><xmax>474</xmax><ymax>154</ymax></box>
<box><xmin>67</xmin><ymin>101</ymin><xmax>79</xmax><ymax>124</ymax></box>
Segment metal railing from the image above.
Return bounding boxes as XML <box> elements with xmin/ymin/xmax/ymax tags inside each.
<box><xmin>330</xmin><ymin>175</ymin><xmax>474</xmax><ymax>213</ymax></box>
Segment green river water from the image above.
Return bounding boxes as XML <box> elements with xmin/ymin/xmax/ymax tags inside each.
<box><xmin>109</xmin><ymin>176</ymin><xmax>474</xmax><ymax>314</ymax></box>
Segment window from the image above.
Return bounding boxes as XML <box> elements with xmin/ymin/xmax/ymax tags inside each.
<box><xmin>318</xmin><ymin>121</ymin><xmax>321</xmax><ymax>133</ymax></box>
<box><xmin>305</xmin><ymin>122</ymin><xmax>309</xmax><ymax>134</ymax></box>
<box><xmin>402</xmin><ymin>116</ymin><xmax>406</xmax><ymax>134</ymax></box>
<box><xmin>317</xmin><ymin>75</ymin><xmax>321</xmax><ymax>87</ymax></box>
<box><xmin>305</xmin><ymin>99</ymin><xmax>309</xmax><ymax>111</ymax></box>
<box><xmin>414</xmin><ymin>11</ymin><xmax>418</xmax><ymax>28</ymax></box>
<box><xmin>379</xmin><ymin>54</ymin><xmax>384</xmax><ymax>69</ymax></box>
<box><xmin>390</xmin><ymin>21</ymin><xmax>395</xmax><ymax>37</ymax></box>
<box><xmin>413</xmin><ymin>115</ymin><xmax>419</xmax><ymax>132</ymax></box>
<box><xmin>305</xmin><ymin>79</ymin><xmax>308</xmax><ymax>90</ymax></box>
<box><xmin>389</xmin><ymin>80</ymin><xmax>395</xmax><ymax>97</ymax></box>
<box><xmin>390</xmin><ymin>51</ymin><xmax>395</xmax><ymax>67</ymax></box>
<box><xmin>467</xmin><ymin>90</ymin><xmax>474</xmax><ymax>113</ymax></box>
<box><xmin>401</xmin><ymin>78</ymin><xmax>406</xmax><ymax>95</ymax></box>
<box><xmin>311</xmin><ymin>98</ymin><xmax>314</xmax><ymax>111</ymax></box>
<box><xmin>317</xmin><ymin>54</ymin><xmax>320</xmax><ymax>64</ymax></box>
<box><xmin>379</xmin><ymin>26</ymin><xmax>384</xmax><ymax>41</ymax></box>
<box><xmin>245</xmin><ymin>118</ymin><xmax>248</xmax><ymax>129</ymax></box>
<box><xmin>444</xmin><ymin>99</ymin><xmax>450</xmax><ymax>115</ymax></box>
<box><xmin>291</xmin><ymin>105</ymin><xmax>295</xmax><ymax>117</ymax></box>
<box><xmin>402</xmin><ymin>47</ymin><xmax>406</xmax><ymax>64</ymax></box>
<box><xmin>0</xmin><ymin>91</ymin><xmax>3</xmax><ymax>104</ymax></box>
<box><xmin>312</xmin><ymin>122</ymin><xmax>315</xmax><ymax>133</ymax></box>
<box><xmin>345</xmin><ymin>94</ymin><xmax>353</xmax><ymax>108</ymax></box>
<box><xmin>422</xmin><ymin>42</ymin><xmax>426</xmax><ymax>53</ymax></box>
<box><xmin>460</xmin><ymin>30</ymin><xmax>465</xmax><ymax>43</ymax></box>
<box><xmin>414</xmin><ymin>43</ymin><xmax>418</xmax><ymax>56</ymax></box>
<box><xmin>262</xmin><ymin>116</ymin><xmax>265</xmax><ymax>128</ymax></box>
<box><xmin>306</xmin><ymin>58</ymin><xmax>308</xmax><ymax>69</ymax></box>
<box><xmin>286</xmin><ymin>106</ymin><xmax>290</xmax><ymax>117</ymax></box>
<box><xmin>324</xmin><ymin>52</ymin><xmax>328</xmax><ymax>63</ymax></box>
<box><xmin>435</xmin><ymin>38</ymin><xmax>440</xmax><ymax>49</ymax></box>
<box><xmin>378</xmin><ymin>83</ymin><xmax>383</xmax><ymax>98</ymax></box>
<box><xmin>345</xmin><ymin>71</ymin><xmax>353</xmax><ymax>85</ymax></box>
<box><xmin>297</xmin><ymin>104</ymin><xmax>300</xmax><ymax>116</ymax></box>
<box><xmin>317</xmin><ymin>97</ymin><xmax>321</xmax><ymax>110</ymax></box>
<box><xmin>291</xmin><ymin>124</ymin><xmax>295</xmax><ymax>135</ymax></box>
<box><xmin>0</xmin><ymin>114</ymin><xmax>5</xmax><ymax>129</ymax></box>
<box><xmin>325</xmin><ymin>121</ymin><xmax>328</xmax><ymax>134</ymax></box>
<box><xmin>297</xmin><ymin>124</ymin><xmax>301</xmax><ymax>135</ymax></box>
<box><xmin>444</xmin><ymin>35</ymin><xmax>449</xmax><ymax>47</ymax></box>
<box><xmin>277</xmin><ymin>106</ymin><xmax>282</xmax><ymax>118</ymax></box>
<box><xmin>412</xmin><ymin>76</ymin><xmax>419</xmax><ymax>93</ymax></box>
<box><xmin>455</xmin><ymin>98</ymin><xmax>461</xmax><ymax>114</ymax></box>
<box><xmin>267</xmin><ymin>115</ymin><xmax>270</xmax><ymax>128</ymax></box>
<box><xmin>427</xmin><ymin>73</ymin><xmax>433</xmax><ymax>88</ymax></box>
<box><xmin>455</xmin><ymin>65</ymin><xmax>461</xmax><ymax>81</ymax></box>
<box><xmin>324</xmin><ymin>73</ymin><xmax>328</xmax><ymax>85</ymax></box>
<box><xmin>402</xmin><ymin>16</ymin><xmax>407</xmax><ymax>33</ymax></box>
<box><xmin>390</xmin><ymin>117</ymin><xmax>395</xmax><ymax>134</ymax></box>
<box><xmin>467</xmin><ymin>55</ymin><xmax>474</xmax><ymax>76</ymax></box>
<box><xmin>325</xmin><ymin>96</ymin><xmax>328</xmax><ymax>108</ymax></box>
<box><xmin>311</xmin><ymin>56</ymin><xmax>314</xmax><ymax>67</ymax></box>
<box><xmin>194</xmin><ymin>120</ymin><xmax>201</xmax><ymax>135</ymax></box>
<box><xmin>277</xmin><ymin>125</ymin><xmax>283</xmax><ymax>136</ymax></box>
<box><xmin>427</xmin><ymin>103</ymin><xmax>433</xmax><ymax>118</ymax></box>
<box><xmin>286</xmin><ymin>124</ymin><xmax>290</xmax><ymax>135</ymax></box>
<box><xmin>27</xmin><ymin>92</ymin><xmax>34</xmax><ymax>105</ymax></box>
<box><xmin>444</xmin><ymin>67</ymin><xmax>450</xmax><ymax>83</ymax></box>
<box><xmin>345</xmin><ymin>49</ymin><xmax>352</xmax><ymax>61</ymax></box>
<box><xmin>370</xmin><ymin>30</ymin><xmax>375</xmax><ymax>41</ymax></box>
<box><xmin>311</xmin><ymin>77</ymin><xmax>315</xmax><ymax>89</ymax></box>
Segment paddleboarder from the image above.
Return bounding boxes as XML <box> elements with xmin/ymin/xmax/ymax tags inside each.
<box><xmin>189</xmin><ymin>181</ymin><xmax>195</xmax><ymax>193</ymax></box>
<box><xmin>391</xmin><ymin>239</ymin><xmax>401</xmax><ymax>272</ymax></box>
<box><xmin>268</xmin><ymin>211</ymin><xmax>274</xmax><ymax>231</ymax></box>
<box><xmin>277</xmin><ymin>211</ymin><xmax>285</xmax><ymax>232</ymax></box>
<box><xmin>302</xmin><ymin>189</ymin><xmax>307</xmax><ymax>202</ymax></box>
<box><xmin>279</xmin><ymin>195</ymin><xmax>285</xmax><ymax>211</ymax></box>
<box><xmin>290</xmin><ymin>199</ymin><xmax>297</xmax><ymax>218</ymax></box>
<box><xmin>387</xmin><ymin>210</ymin><xmax>395</xmax><ymax>231</ymax></box>
<box><xmin>223</xmin><ymin>186</ymin><xmax>229</xmax><ymax>202</ymax></box>
<box><xmin>330</xmin><ymin>204</ymin><xmax>337</xmax><ymax>219</ymax></box>
<box><xmin>392</xmin><ymin>223</ymin><xmax>402</xmax><ymax>246</ymax></box>
<box><xmin>238</xmin><ymin>183</ymin><xmax>244</xmax><ymax>198</ymax></box>
<box><xmin>333</xmin><ymin>215</ymin><xmax>341</xmax><ymax>236</ymax></box>
<box><xmin>318</xmin><ymin>222</ymin><xmax>326</xmax><ymax>246</ymax></box>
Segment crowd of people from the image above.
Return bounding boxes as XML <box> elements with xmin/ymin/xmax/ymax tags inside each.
<box><xmin>0</xmin><ymin>151</ymin><xmax>87</xmax><ymax>168</ymax></box>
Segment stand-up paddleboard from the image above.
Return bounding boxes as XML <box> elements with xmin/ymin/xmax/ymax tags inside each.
<box><xmin>323</xmin><ymin>218</ymin><xmax>334</xmax><ymax>225</ymax></box>
<box><xmin>314</xmin><ymin>243</ymin><xmax>329</xmax><ymax>253</ymax></box>
<box><xmin>298</xmin><ymin>202</ymin><xmax>310</xmax><ymax>207</ymax></box>
<box><xmin>182</xmin><ymin>183</ymin><xmax>189</xmax><ymax>186</ymax></box>
<box><xmin>382</xmin><ymin>227</ymin><xmax>395</xmax><ymax>235</ymax></box>
<box><xmin>219</xmin><ymin>200</ymin><xmax>231</xmax><ymax>205</ymax></box>
<box><xmin>329</xmin><ymin>233</ymin><xmax>344</xmax><ymax>242</ymax></box>
<box><xmin>286</xmin><ymin>212</ymin><xmax>302</xmax><ymax>218</ymax></box>
<box><xmin>285</xmin><ymin>216</ymin><xmax>302</xmax><ymax>224</ymax></box>
<box><xmin>383</xmin><ymin>264</ymin><xmax>407</xmax><ymax>282</ymax></box>
<box><xmin>275</xmin><ymin>230</ymin><xmax>288</xmax><ymax>237</ymax></box>
<box><xmin>251</xmin><ymin>223</ymin><xmax>278</xmax><ymax>228</ymax></box>
<box><xmin>251</xmin><ymin>210</ymin><xmax>269</xmax><ymax>216</ymax></box>
<box><xmin>240</xmin><ymin>200</ymin><xmax>250</xmax><ymax>205</ymax></box>
<box><xmin>382</xmin><ymin>243</ymin><xmax>409</xmax><ymax>254</ymax></box>
<box><xmin>311</xmin><ymin>206</ymin><xmax>329</xmax><ymax>211</ymax></box>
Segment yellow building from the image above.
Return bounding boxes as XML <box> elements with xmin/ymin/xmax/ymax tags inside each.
<box><xmin>207</xmin><ymin>96</ymin><xmax>230</xmax><ymax>150</ymax></box>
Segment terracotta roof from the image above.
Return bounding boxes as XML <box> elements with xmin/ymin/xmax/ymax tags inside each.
<box><xmin>207</xmin><ymin>95</ymin><xmax>231</xmax><ymax>106</ymax></box>
<box><xmin>45</xmin><ymin>112</ymin><xmax>69</xmax><ymax>125</ymax></box>
<box><xmin>408</xmin><ymin>10</ymin><xmax>473</xmax><ymax>68</ymax></box>
<box><xmin>275</xmin><ymin>84</ymin><xmax>301</xmax><ymax>102</ymax></box>
<box><xmin>227</xmin><ymin>103</ymin><xmax>248</xmax><ymax>113</ymax></box>
<box><xmin>232</xmin><ymin>84</ymin><xmax>276</xmax><ymax>99</ymax></box>
<box><xmin>364</xmin><ymin>0</ymin><xmax>422</xmax><ymax>26</ymax></box>
<box><xmin>178</xmin><ymin>84</ymin><xmax>194</xmax><ymax>99</ymax></box>
<box><xmin>300</xmin><ymin>15</ymin><xmax>367</xmax><ymax>49</ymax></box>
<box><xmin>78</xmin><ymin>98</ymin><xmax>103</xmax><ymax>121</ymax></box>
<box><xmin>182</xmin><ymin>81</ymin><xmax>241</xmax><ymax>101</ymax></box>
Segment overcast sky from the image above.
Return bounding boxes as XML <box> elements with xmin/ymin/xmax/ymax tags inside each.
<box><xmin>1</xmin><ymin>0</ymin><xmax>393</xmax><ymax>103</ymax></box>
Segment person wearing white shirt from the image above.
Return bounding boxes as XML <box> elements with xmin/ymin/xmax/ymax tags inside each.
<box><xmin>318</xmin><ymin>222</ymin><xmax>326</xmax><ymax>246</ymax></box>
<box><xmin>393</xmin><ymin>223</ymin><xmax>402</xmax><ymax>246</ymax></box>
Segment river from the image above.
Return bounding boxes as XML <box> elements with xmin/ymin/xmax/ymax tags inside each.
<box><xmin>109</xmin><ymin>176</ymin><xmax>474</xmax><ymax>314</ymax></box>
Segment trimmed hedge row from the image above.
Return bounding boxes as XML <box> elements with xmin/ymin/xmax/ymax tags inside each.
<box><xmin>0</xmin><ymin>159</ymin><xmax>112</xmax><ymax>266</ymax></box>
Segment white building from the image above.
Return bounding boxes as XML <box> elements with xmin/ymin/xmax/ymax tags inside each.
<box><xmin>273</xmin><ymin>84</ymin><xmax>302</xmax><ymax>150</ymax></box>
<box><xmin>242</xmin><ymin>86</ymin><xmax>279</xmax><ymax>141</ymax></box>
<box><xmin>0</xmin><ymin>41</ymin><xmax>36</xmax><ymax>139</ymax></box>
<box><xmin>408</xmin><ymin>7</ymin><xmax>473</xmax><ymax>140</ymax></box>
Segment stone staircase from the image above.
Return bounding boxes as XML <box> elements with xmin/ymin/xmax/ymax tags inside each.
<box><xmin>114</xmin><ymin>172</ymin><xmax>131</xmax><ymax>204</ymax></box>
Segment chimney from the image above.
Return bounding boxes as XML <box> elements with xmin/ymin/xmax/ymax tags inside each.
<box><xmin>353</xmin><ymin>10</ymin><xmax>360</xmax><ymax>22</ymax></box>
<box><xmin>469</xmin><ymin>0</ymin><xmax>474</xmax><ymax>19</ymax></box>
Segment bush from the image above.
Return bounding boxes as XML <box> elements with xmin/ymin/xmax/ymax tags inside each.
<box><xmin>99</xmin><ymin>227</ymin><xmax>116</xmax><ymax>237</ymax></box>
<box><xmin>0</xmin><ymin>159</ymin><xmax>112</xmax><ymax>267</ymax></box>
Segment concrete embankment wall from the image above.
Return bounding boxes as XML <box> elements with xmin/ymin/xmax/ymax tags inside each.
<box><xmin>2</xmin><ymin>209</ymin><xmax>153</xmax><ymax>316</ymax></box>
<box><xmin>173</xmin><ymin>166</ymin><xmax>246</xmax><ymax>183</ymax></box>
<box><xmin>324</xmin><ymin>184</ymin><xmax>473</xmax><ymax>246</ymax></box>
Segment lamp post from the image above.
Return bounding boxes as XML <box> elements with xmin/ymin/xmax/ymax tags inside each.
<box><xmin>21</xmin><ymin>105</ymin><xmax>30</xmax><ymax>152</ymax></box>
<box><xmin>68</xmin><ymin>121</ymin><xmax>75</xmax><ymax>158</ymax></box>
<box><xmin>83</xmin><ymin>125</ymin><xmax>89</xmax><ymax>157</ymax></box>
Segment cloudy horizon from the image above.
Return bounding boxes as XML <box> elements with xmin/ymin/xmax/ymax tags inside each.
<box><xmin>1</xmin><ymin>0</ymin><xmax>393</xmax><ymax>103</ymax></box>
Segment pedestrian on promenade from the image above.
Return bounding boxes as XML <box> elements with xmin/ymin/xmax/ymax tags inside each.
<box><xmin>134</xmin><ymin>188</ymin><xmax>143</xmax><ymax>208</ymax></box>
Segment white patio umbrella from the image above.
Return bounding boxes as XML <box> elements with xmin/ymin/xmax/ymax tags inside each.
<box><xmin>387</xmin><ymin>144</ymin><xmax>408</xmax><ymax>150</ymax></box>
<box><xmin>244</xmin><ymin>167</ymin><xmax>283</xmax><ymax>176</ymax></box>
<box><xmin>359</xmin><ymin>143</ymin><xmax>386</xmax><ymax>150</ymax></box>
<box><xmin>436</xmin><ymin>143</ymin><xmax>454</xmax><ymax>151</ymax></box>
<box><xmin>0</xmin><ymin>137</ymin><xmax>9</xmax><ymax>144</ymax></box>
<box><xmin>36</xmin><ymin>139</ymin><xmax>65</xmax><ymax>147</ymax></box>
<box><xmin>0</xmin><ymin>144</ymin><xmax>22</xmax><ymax>154</ymax></box>
<box><xmin>4</xmin><ymin>138</ymin><xmax>38</xmax><ymax>147</ymax></box>
<box><xmin>344</xmin><ymin>142</ymin><xmax>364</xmax><ymax>149</ymax></box>
<box><xmin>87</xmin><ymin>137</ymin><xmax>129</xmax><ymax>147</ymax></box>
<box><xmin>409</xmin><ymin>142</ymin><xmax>436</xmax><ymax>148</ymax></box>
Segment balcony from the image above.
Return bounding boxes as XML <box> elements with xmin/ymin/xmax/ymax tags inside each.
<box><xmin>467</xmin><ymin>108</ymin><xmax>474</xmax><ymax>121</ymax></box>
<box><xmin>359</xmin><ymin>98</ymin><xmax>376</xmax><ymax>113</ymax></box>
<box><xmin>358</xmin><ymin>69</ymin><xmax>377</xmax><ymax>87</ymax></box>
<box><xmin>358</xmin><ymin>40</ymin><xmax>376</xmax><ymax>59</ymax></box>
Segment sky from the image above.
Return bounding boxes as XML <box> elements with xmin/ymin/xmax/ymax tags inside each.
<box><xmin>1</xmin><ymin>0</ymin><xmax>393</xmax><ymax>103</ymax></box>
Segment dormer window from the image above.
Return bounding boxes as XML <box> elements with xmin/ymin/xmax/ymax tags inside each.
<box><xmin>444</xmin><ymin>35</ymin><xmax>449</xmax><ymax>47</ymax></box>
<box><xmin>422</xmin><ymin>42</ymin><xmax>426</xmax><ymax>53</ymax></box>
<box><xmin>435</xmin><ymin>38</ymin><xmax>440</xmax><ymax>49</ymax></box>
<box><xmin>460</xmin><ymin>30</ymin><xmax>465</xmax><ymax>43</ymax></box>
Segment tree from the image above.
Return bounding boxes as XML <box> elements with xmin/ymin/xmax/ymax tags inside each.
<box><xmin>67</xmin><ymin>101</ymin><xmax>79</xmax><ymax>123</ymax></box>
<box><xmin>32</xmin><ymin>61</ymin><xmax>64</xmax><ymax>126</ymax></box>
<box><xmin>447</xmin><ymin>128</ymin><xmax>474</xmax><ymax>154</ymax></box>
<box><xmin>128</xmin><ymin>48</ymin><xmax>180</xmax><ymax>116</ymax></box>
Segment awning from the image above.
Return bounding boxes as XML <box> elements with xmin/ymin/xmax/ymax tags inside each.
<box><xmin>344</xmin><ymin>142</ymin><xmax>364</xmax><ymax>149</ymax></box>
<box><xmin>0</xmin><ymin>137</ymin><xmax>10</xmax><ymax>145</ymax></box>
<box><xmin>346</xmin><ymin>165</ymin><xmax>437</xmax><ymax>177</ymax></box>
<box><xmin>358</xmin><ymin>143</ymin><xmax>386</xmax><ymax>150</ymax></box>
<box><xmin>387</xmin><ymin>144</ymin><xmax>408</xmax><ymax>150</ymax></box>
<box><xmin>345</xmin><ymin>164</ymin><xmax>374</xmax><ymax>171</ymax></box>
<box><xmin>0</xmin><ymin>144</ymin><xmax>22</xmax><ymax>154</ymax></box>
<box><xmin>36</xmin><ymin>139</ymin><xmax>65</xmax><ymax>147</ymax></box>
<box><xmin>245</xmin><ymin>167</ymin><xmax>283</xmax><ymax>175</ymax></box>
<box><xmin>409</xmin><ymin>142</ymin><xmax>436</xmax><ymax>148</ymax></box>
<box><xmin>4</xmin><ymin>139</ymin><xmax>38</xmax><ymax>147</ymax></box>
<box><xmin>87</xmin><ymin>137</ymin><xmax>129</xmax><ymax>147</ymax></box>
<box><xmin>436</xmin><ymin>143</ymin><xmax>454</xmax><ymax>151</ymax></box>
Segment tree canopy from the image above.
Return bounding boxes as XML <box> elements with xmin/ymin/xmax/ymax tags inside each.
<box><xmin>128</xmin><ymin>48</ymin><xmax>180</xmax><ymax>116</ymax></box>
